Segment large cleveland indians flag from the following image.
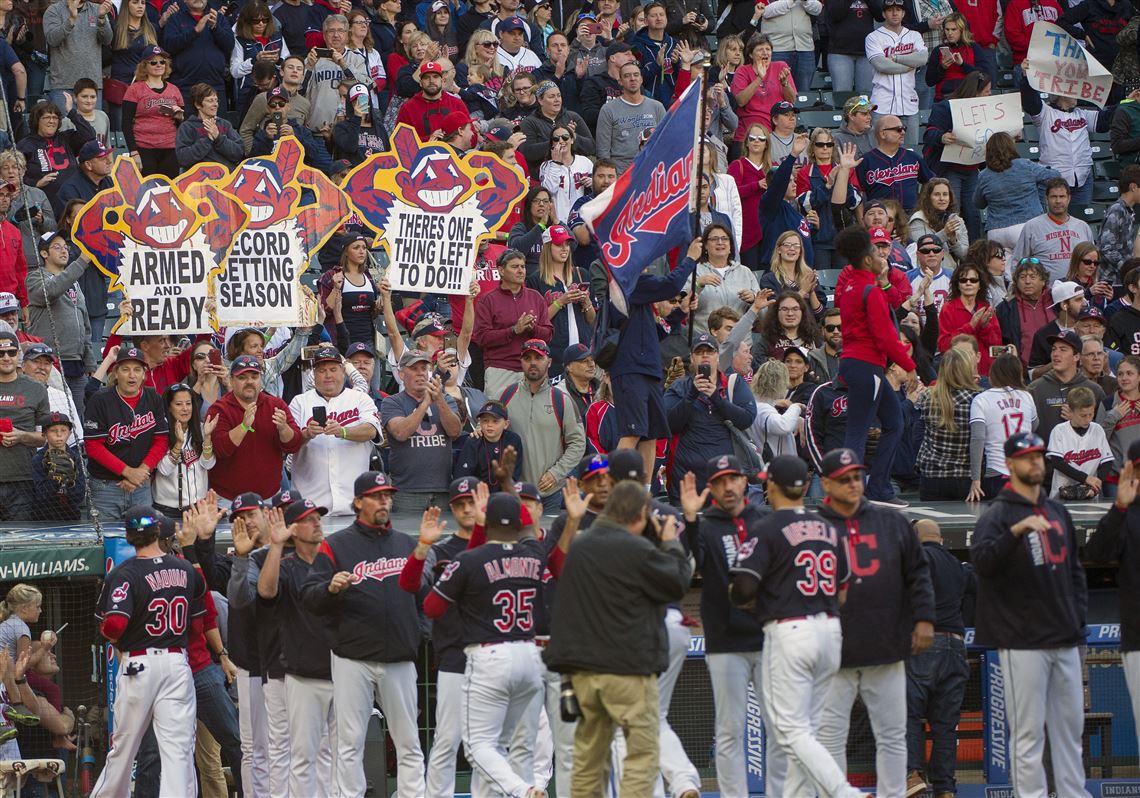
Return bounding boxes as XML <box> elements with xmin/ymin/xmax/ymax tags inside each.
<box><xmin>579</xmin><ymin>76</ymin><xmax>703</xmax><ymax>313</ymax></box>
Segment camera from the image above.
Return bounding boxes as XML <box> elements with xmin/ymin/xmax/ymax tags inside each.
<box><xmin>695</xmin><ymin>13</ymin><xmax>706</xmax><ymax>25</ymax></box>
<box><xmin>559</xmin><ymin>679</ymin><xmax>581</xmax><ymax>722</ymax></box>
<box><xmin>301</xmin><ymin>345</ymin><xmax>319</xmax><ymax>361</ymax></box>
<box><xmin>12</xmin><ymin>205</ymin><xmax>36</xmax><ymax>223</ymax></box>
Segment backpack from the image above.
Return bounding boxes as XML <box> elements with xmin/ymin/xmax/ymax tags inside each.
<box><xmin>500</xmin><ymin>383</ymin><xmax>566</xmax><ymax>447</ymax></box>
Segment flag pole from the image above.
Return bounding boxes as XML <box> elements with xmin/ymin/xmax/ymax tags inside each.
<box><xmin>688</xmin><ymin>64</ymin><xmax>710</xmax><ymax>348</ymax></box>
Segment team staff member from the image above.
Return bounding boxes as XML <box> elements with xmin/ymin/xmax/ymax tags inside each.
<box><xmin>398</xmin><ymin>477</ymin><xmax>482</xmax><ymax>798</ymax></box>
<box><xmin>257</xmin><ymin>495</ymin><xmax>338</xmax><ymax>798</ymax></box>
<box><xmin>816</xmin><ymin>448</ymin><xmax>935</xmax><ymax>798</ymax></box>
<box><xmin>1088</xmin><ymin>445</ymin><xmax>1140</xmax><ymax>750</ymax></box>
<box><xmin>206</xmin><ymin>355</ymin><xmax>303</xmax><ymax>501</ymax></box>
<box><xmin>288</xmin><ymin>344</ymin><xmax>383</xmax><ymax>515</ymax></box>
<box><xmin>970</xmin><ymin>432</ymin><xmax>1090</xmax><ymax>798</ymax></box>
<box><xmin>301</xmin><ymin>471</ymin><xmax>426</xmax><ymax>798</ymax></box>
<box><xmin>681</xmin><ymin>454</ymin><xmax>773</xmax><ymax>798</ymax></box>
<box><xmin>729</xmin><ymin>455</ymin><xmax>864</xmax><ymax>798</ymax></box>
<box><xmin>84</xmin><ymin>346</ymin><xmax>168</xmax><ymax>522</ymax></box>
<box><xmin>91</xmin><ymin>508</ymin><xmax>207</xmax><ymax>798</ymax></box>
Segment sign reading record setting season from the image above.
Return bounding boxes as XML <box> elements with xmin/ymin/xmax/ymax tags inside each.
<box><xmin>71</xmin><ymin>129</ymin><xmax>525</xmax><ymax>333</ymax></box>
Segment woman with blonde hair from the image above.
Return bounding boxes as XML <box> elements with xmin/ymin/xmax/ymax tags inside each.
<box><xmin>108</xmin><ymin>0</ymin><xmax>157</xmax><ymax>130</ymax></box>
<box><xmin>526</xmin><ymin>224</ymin><xmax>594</xmax><ymax>376</ymax></box>
<box><xmin>749</xmin><ymin>359</ymin><xmax>803</xmax><ymax>459</ymax></box>
<box><xmin>727</xmin><ymin>121</ymin><xmax>771</xmax><ymax>269</ymax></box>
<box><xmin>916</xmin><ymin>347</ymin><xmax>981</xmax><ymax>500</ymax></box>
<box><xmin>121</xmin><ymin>46</ymin><xmax>184</xmax><ymax>177</ymax></box>
<box><xmin>457</xmin><ymin>29</ymin><xmax>505</xmax><ymax>94</ymax></box>
<box><xmin>759</xmin><ymin>230</ymin><xmax>827</xmax><ymax>317</ymax></box>
<box><xmin>0</xmin><ymin>584</ymin><xmax>43</xmax><ymax>669</ymax></box>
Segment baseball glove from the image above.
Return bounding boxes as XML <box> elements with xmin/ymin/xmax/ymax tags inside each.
<box><xmin>43</xmin><ymin>447</ymin><xmax>77</xmax><ymax>492</ymax></box>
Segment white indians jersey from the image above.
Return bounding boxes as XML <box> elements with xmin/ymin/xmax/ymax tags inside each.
<box><xmin>1047</xmin><ymin>421</ymin><xmax>1113</xmax><ymax>497</ymax></box>
<box><xmin>288</xmin><ymin>387</ymin><xmax>384</xmax><ymax>515</ymax></box>
<box><xmin>1031</xmin><ymin>103</ymin><xmax>1100</xmax><ymax>187</ymax></box>
<box><xmin>970</xmin><ymin>388</ymin><xmax>1038</xmax><ymax>477</ymax></box>
<box><xmin>865</xmin><ymin>26</ymin><xmax>926</xmax><ymax>117</ymax></box>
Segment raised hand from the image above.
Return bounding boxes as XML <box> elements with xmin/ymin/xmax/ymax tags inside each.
<box><xmin>679</xmin><ymin>471</ymin><xmax>710</xmax><ymax>520</ymax></box>
<box><xmin>837</xmin><ymin>141</ymin><xmax>861</xmax><ymax>171</ymax></box>
<box><xmin>419</xmin><ymin>506</ymin><xmax>447</xmax><ymax>545</ymax></box>
<box><xmin>562</xmin><ymin>477</ymin><xmax>593</xmax><ymax>521</ymax></box>
<box><xmin>1118</xmin><ymin>462</ymin><xmax>1139</xmax><ymax>508</ymax></box>
<box><xmin>231</xmin><ymin>516</ymin><xmax>257</xmax><ymax>557</ymax></box>
<box><xmin>265</xmin><ymin>507</ymin><xmax>291</xmax><ymax>545</ymax></box>
<box><xmin>492</xmin><ymin>445</ymin><xmax>518</xmax><ymax>487</ymax></box>
<box><xmin>473</xmin><ymin>481</ymin><xmax>490</xmax><ymax>526</ymax></box>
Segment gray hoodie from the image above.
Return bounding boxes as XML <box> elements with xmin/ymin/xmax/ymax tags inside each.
<box><xmin>1028</xmin><ymin>369</ymin><xmax>1105</xmax><ymax>444</ymax></box>
<box><xmin>24</xmin><ymin>255</ymin><xmax>94</xmax><ymax>369</ymax></box>
<box><xmin>43</xmin><ymin>0</ymin><xmax>113</xmax><ymax>91</ymax></box>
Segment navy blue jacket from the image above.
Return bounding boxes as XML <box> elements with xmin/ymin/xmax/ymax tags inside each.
<box><xmin>923</xmin><ymin>540</ymin><xmax>975</xmax><ymax>636</ymax></box>
<box><xmin>806</xmin><ymin>379</ymin><xmax>848</xmax><ymax>471</ymax></box>
<box><xmin>758</xmin><ymin>156</ymin><xmax>814</xmax><ymax>267</ymax></box>
<box><xmin>31</xmin><ymin>444</ymin><xmax>85</xmax><ymax>521</ymax></box>
<box><xmin>233</xmin><ymin>34</ymin><xmax>287</xmax><ymax>115</ymax></box>
<box><xmin>163</xmin><ymin>7</ymin><xmax>236</xmax><ymax>98</ymax></box>
<box><xmin>971</xmin><ymin>487</ymin><xmax>1087</xmax><ymax>650</ymax></box>
<box><xmin>610</xmin><ymin>256</ymin><xmax>698</xmax><ymax>380</ymax></box>
<box><xmin>663</xmin><ymin>371</ymin><xmax>757</xmax><ymax>492</ymax></box>
<box><xmin>1088</xmin><ymin>503</ymin><xmax>1140</xmax><ymax>651</ymax></box>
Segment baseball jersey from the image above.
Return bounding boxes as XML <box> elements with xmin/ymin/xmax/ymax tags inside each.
<box><xmin>1047</xmin><ymin>420</ymin><xmax>1114</xmax><ymax>497</ymax></box>
<box><xmin>905</xmin><ymin>266</ymin><xmax>952</xmax><ymax>327</ymax></box>
<box><xmin>425</xmin><ymin>533</ymin><xmax>473</xmax><ymax>673</ymax></box>
<box><xmin>970</xmin><ymin>388</ymin><xmax>1039</xmax><ymax>477</ymax></box>
<box><xmin>731</xmin><ymin>507</ymin><xmax>850</xmax><ymax>624</ymax></box>
<box><xmin>288</xmin><ymin>387</ymin><xmax>384</xmax><ymax>515</ymax></box>
<box><xmin>83</xmin><ymin>386</ymin><xmax>169</xmax><ymax>482</ymax></box>
<box><xmin>432</xmin><ymin>537</ymin><xmax>549</xmax><ymax>645</ymax></box>
<box><xmin>1031</xmin><ymin>103</ymin><xmax>1099</xmax><ymax>187</ymax></box>
<box><xmin>96</xmin><ymin>553</ymin><xmax>206</xmax><ymax>651</ymax></box>
<box><xmin>865</xmin><ymin>26</ymin><xmax>926</xmax><ymax>117</ymax></box>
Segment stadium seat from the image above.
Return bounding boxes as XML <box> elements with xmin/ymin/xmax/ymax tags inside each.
<box><xmin>1093</xmin><ymin>183</ymin><xmax>1119</xmax><ymax>204</ymax></box>
<box><xmin>997</xmin><ymin>70</ymin><xmax>1016</xmax><ymax>89</ymax></box>
<box><xmin>830</xmin><ymin>90</ymin><xmax>864</xmax><ymax>111</ymax></box>
<box><xmin>1015</xmin><ymin>142</ymin><xmax>1041</xmax><ymax>159</ymax></box>
<box><xmin>1021</xmin><ymin>125</ymin><xmax>1039</xmax><ymax>142</ymax></box>
<box><xmin>1091</xmin><ymin>143</ymin><xmax>1110</xmax><ymax>160</ymax></box>
<box><xmin>1075</xmin><ymin>205</ymin><xmax>1106</xmax><ymax>225</ymax></box>
<box><xmin>799</xmin><ymin>110</ymin><xmax>843</xmax><ymax>129</ymax></box>
<box><xmin>815</xmin><ymin>269</ymin><xmax>844</xmax><ymax>292</ymax></box>
<box><xmin>809</xmin><ymin>72</ymin><xmax>832</xmax><ymax>91</ymax></box>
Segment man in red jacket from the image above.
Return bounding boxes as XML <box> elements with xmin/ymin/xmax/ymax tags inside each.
<box><xmin>205</xmin><ymin>355</ymin><xmax>303</xmax><ymax>500</ymax></box>
<box><xmin>0</xmin><ymin>189</ymin><xmax>28</xmax><ymax>314</ymax></box>
<box><xmin>395</xmin><ymin>61</ymin><xmax>467</xmax><ymax>139</ymax></box>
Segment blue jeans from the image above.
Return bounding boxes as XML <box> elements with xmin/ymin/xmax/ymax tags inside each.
<box><xmin>974</xmin><ymin>45</ymin><xmax>999</xmax><ymax>86</ymax></box>
<box><xmin>943</xmin><ymin>169</ymin><xmax>982</xmax><ymax>242</ymax></box>
<box><xmin>915</xmin><ymin>65</ymin><xmax>932</xmax><ymax>111</ymax></box>
<box><xmin>89</xmin><ymin>478</ymin><xmax>152</xmax><ymax>524</ymax></box>
<box><xmin>838</xmin><ymin>358</ymin><xmax>901</xmax><ymax>500</ymax></box>
<box><xmin>135</xmin><ymin>663</ymin><xmax>244</xmax><ymax>798</ymax></box>
<box><xmin>1071</xmin><ymin>174</ymin><xmax>1093</xmax><ymax>208</ymax></box>
<box><xmin>906</xmin><ymin>635</ymin><xmax>970</xmax><ymax>793</ymax></box>
<box><xmin>773</xmin><ymin>49</ymin><xmax>817</xmax><ymax>95</ymax></box>
<box><xmin>827</xmin><ymin>53</ymin><xmax>873</xmax><ymax>94</ymax></box>
<box><xmin>0</xmin><ymin>481</ymin><xmax>34</xmax><ymax>522</ymax></box>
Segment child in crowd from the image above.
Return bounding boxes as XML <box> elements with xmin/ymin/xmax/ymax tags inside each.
<box><xmin>31</xmin><ymin>412</ymin><xmax>86</xmax><ymax>522</ymax></box>
<box><xmin>1046</xmin><ymin>386</ymin><xmax>1114</xmax><ymax>498</ymax></box>
<box><xmin>453</xmin><ymin>400</ymin><xmax>524</xmax><ymax>491</ymax></box>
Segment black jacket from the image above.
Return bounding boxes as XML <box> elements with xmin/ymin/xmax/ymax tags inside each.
<box><xmin>922</xmin><ymin>541</ymin><xmax>975</xmax><ymax>635</ymax></box>
<box><xmin>301</xmin><ymin>520</ymin><xmax>423</xmax><ymax>662</ymax></box>
<box><xmin>1086</xmin><ymin>502</ymin><xmax>1140</xmax><ymax>651</ymax></box>
<box><xmin>818</xmin><ymin>499</ymin><xmax>935</xmax><ymax>667</ymax></box>
<box><xmin>970</xmin><ymin>487</ymin><xmax>1087</xmax><ymax>649</ymax></box>
<box><xmin>1108</xmin><ymin>302</ymin><xmax>1140</xmax><ymax>355</ymax></box>
<box><xmin>543</xmin><ymin>519</ymin><xmax>691</xmax><ymax>675</ymax></box>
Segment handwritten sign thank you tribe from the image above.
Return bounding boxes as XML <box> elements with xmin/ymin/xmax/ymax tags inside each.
<box><xmin>1027</xmin><ymin>22</ymin><xmax>1112</xmax><ymax>108</ymax></box>
<box><xmin>342</xmin><ymin>124</ymin><xmax>527</xmax><ymax>296</ymax></box>
<box><xmin>943</xmin><ymin>94</ymin><xmax>1024</xmax><ymax>165</ymax></box>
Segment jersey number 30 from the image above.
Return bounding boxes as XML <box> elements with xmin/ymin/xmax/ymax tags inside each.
<box><xmin>144</xmin><ymin>597</ymin><xmax>189</xmax><ymax>636</ymax></box>
<box><xmin>492</xmin><ymin>589</ymin><xmax>536</xmax><ymax>633</ymax></box>
<box><xmin>794</xmin><ymin>550</ymin><xmax>838</xmax><ymax>596</ymax></box>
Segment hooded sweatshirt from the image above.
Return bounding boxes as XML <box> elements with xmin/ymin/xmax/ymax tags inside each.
<box><xmin>970</xmin><ymin>486</ymin><xmax>1087</xmax><ymax>649</ymax></box>
<box><xmin>1027</xmin><ymin>369</ymin><xmax>1106</xmax><ymax>444</ymax></box>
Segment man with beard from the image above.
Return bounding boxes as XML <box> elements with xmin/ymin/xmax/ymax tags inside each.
<box><xmin>556</xmin><ymin>343</ymin><xmax>599</xmax><ymax>421</ymax></box>
<box><xmin>301</xmin><ymin>471</ymin><xmax>426</xmax><ymax>798</ymax></box>
<box><xmin>396</xmin><ymin>61</ymin><xmax>467</xmax><ymax>139</ymax></box>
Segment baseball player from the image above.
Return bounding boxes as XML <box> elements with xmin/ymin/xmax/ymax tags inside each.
<box><xmin>1088</xmin><ymin>443</ymin><xmax>1140</xmax><ymax>751</ymax></box>
<box><xmin>288</xmin><ymin>344</ymin><xmax>384</xmax><ymax>515</ymax></box>
<box><xmin>256</xmin><ymin>494</ymin><xmax>339</xmax><ymax>797</ymax></box>
<box><xmin>682</xmin><ymin>452</ymin><xmax>775</xmax><ymax>798</ymax></box>
<box><xmin>398</xmin><ymin>476</ymin><xmax>484</xmax><ymax>798</ymax></box>
<box><xmin>420</xmin><ymin>493</ymin><xmax>552</xmax><ymax>798</ymax></box>
<box><xmin>971</xmin><ymin>432</ymin><xmax>1091</xmax><ymax>798</ymax></box>
<box><xmin>728</xmin><ymin>455</ymin><xmax>863</xmax><ymax>798</ymax></box>
<box><xmin>92</xmin><ymin>506</ymin><xmax>207</xmax><ymax>798</ymax></box>
<box><xmin>815</xmin><ymin>448</ymin><xmax>935</xmax><ymax>798</ymax></box>
<box><xmin>301</xmin><ymin>471</ymin><xmax>427</xmax><ymax>798</ymax></box>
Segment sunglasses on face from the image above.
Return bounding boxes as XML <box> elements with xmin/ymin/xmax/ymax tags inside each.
<box><xmin>1082</xmin><ymin>257</ymin><xmax>1100</xmax><ymax>265</ymax></box>
<box><xmin>479</xmin><ymin>41</ymin><xmax>497</xmax><ymax>48</ymax></box>
<box><xmin>253</xmin><ymin>16</ymin><xmax>270</xmax><ymax>21</ymax></box>
<box><xmin>824</xmin><ymin>324</ymin><xmax>841</xmax><ymax>332</ymax></box>
<box><xmin>883</xmin><ymin>126</ymin><xmax>906</xmax><ymax>133</ymax></box>
<box><xmin>958</xmin><ymin>276</ymin><xmax>980</xmax><ymax>284</ymax></box>
<box><xmin>147</xmin><ymin>59</ymin><xmax>167</xmax><ymax>66</ymax></box>
<box><xmin>813</xmin><ymin>141</ymin><xmax>834</xmax><ymax>148</ymax></box>
<box><xmin>0</xmin><ymin>348</ymin><xmax>17</xmax><ymax>358</ymax></box>
<box><xmin>918</xmin><ymin>247</ymin><xmax>943</xmax><ymax>255</ymax></box>
<box><xmin>552</xmin><ymin>134</ymin><xmax>572</xmax><ymax>141</ymax></box>
<box><xmin>747</xmin><ymin>134</ymin><xmax>767</xmax><ymax>142</ymax></box>
<box><xmin>268</xmin><ymin>102</ymin><xmax>286</xmax><ymax>109</ymax></box>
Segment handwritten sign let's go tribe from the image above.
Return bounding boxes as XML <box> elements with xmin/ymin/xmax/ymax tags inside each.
<box><xmin>71</xmin><ymin>126</ymin><xmax>526</xmax><ymax>336</ymax></box>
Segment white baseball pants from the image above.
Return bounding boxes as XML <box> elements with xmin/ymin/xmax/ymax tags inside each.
<box><xmin>236</xmin><ymin>667</ymin><xmax>269</xmax><ymax>798</ymax></box>
<box><xmin>463</xmin><ymin>641</ymin><xmax>544</xmax><ymax>798</ymax></box>
<box><xmin>818</xmin><ymin>660</ymin><xmax>908</xmax><ymax>798</ymax></box>
<box><xmin>286</xmin><ymin>673</ymin><xmax>337</xmax><ymax>798</ymax></box>
<box><xmin>761</xmin><ymin>615</ymin><xmax>862</xmax><ymax>798</ymax></box>
<box><xmin>426</xmin><ymin>670</ymin><xmax>465</xmax><ymax>798</ymax></box>
<box><xmin>331</xmin><ymin>654</ymin><xmax>426</xmax><ymax>798</ymax></box>
<box><xmin>999</xmin><ymin>647</ymin><xmax>1091</xmax><ymax>798</ymax></box>
<box><xmin>532</xmin><ymin>662</ymin><xmax>575</xmax><ymax>797</ymax></box>
<box><xmin>92</xmin><ymin>650</ymin><xmax>198</xmax><ymax>798</ymax></box>
<box><xmin>265</xmin><ymin>676</ymin><xmax>292</xmax><ymax>797</ymax></box>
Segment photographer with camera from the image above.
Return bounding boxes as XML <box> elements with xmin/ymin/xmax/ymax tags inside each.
<box><xmin>249</xmin><ymin>86</ymin><xmax>332</xmax><ymax>172</ymax></box>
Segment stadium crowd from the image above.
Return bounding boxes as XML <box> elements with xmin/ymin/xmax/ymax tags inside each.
<box><xmin>0</xmin><ymin>0</ymin><xmax>1136</xmax><ymax>794</ymax></box>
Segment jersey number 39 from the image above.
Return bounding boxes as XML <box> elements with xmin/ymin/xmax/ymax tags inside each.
<box><xmin>794</xmin><ymin>550</ymin><xmax>838</xmax><ymax>596</ymax></box>
<box><xmin>492</xmin><ymin>589</ymin><xmax>536</xmax><ymax>633</ymax></box>
<box><xmin>144</xmin><ymin>597</ymin><xmax>189</xmax><ymax>636</ymax></box>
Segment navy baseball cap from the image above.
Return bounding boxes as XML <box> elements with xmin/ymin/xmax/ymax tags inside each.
<box><xmin>283</xmin><ymin>498</ymin><xmax>327</xmax><ymax>525</ymax></box>
<box><xmin>782</xmin><ymin>345</ymin><xmax>811</xmax><ymax>362</ymax></box>
<box><xmin>231</xmin><ymin>354</ymin><xmax>263</xmax><ymax>376</ymax></box>
<box><xmin>412</xmin><ymin>317</ymin><xmax>449</xmax><ymax>339</ymax></box>
<box><xmin>355</xmin><ymin>471</ymin><xmax>398</xmax><ymax>496</ymax></box>
<box><xmin>44</xmin><ymin>411</ymin><xmax>72</xmax><ymax>430</ymax></box>
<box><xmin>1078</xmin><ymin>306</ymin><xmax>1106</xmax><ymax>324</ymax></box>
<box><xmin>770</xmin><ymin>100</ymin><xmax>797</xmax><ymax>117</ymax></box>
<box><xmin>760</xmin><ymin>454</ymin><xmax>809</xmax><ymax>489</ymax></box>
<box><xmin>229</xmin><ymin>492</ymin><xmax>265</xmax><ymax>520</ymax></box>
<box><xmin>266</xmin><ymin>87</ymin><xmax>288</xmax><ymax>105</ymax></box>
<box><xmin>1005</xmin><ymin>431</ymin><xmax>1046</xmax><ymax>459</ymax></box>
<box><xmin>449</xmin><ymin>476</ymin><xmax>480</xmax><ymax>503</ymax></box>
<box><xmin>608</xmin><ymin>449</ymin><xmax>645</xmax><ymax>482</ymax></box>
<box><xmin>38</xmin><ymin>230</ymin><xmax>65</xmax><ymax>250</ymax></box>
<box><xmin>484</xmin><ymin>122</ymin><xmax>514</xmax><ymax>142</ymax></box>
<box><xmin>515</xmin><ymin>481</ymin><xmax>541</xmax><ymax>501</ymax></box>
<box><xmin>157</xmin><ymin>514</ymin><xmax>178</xmax><ymax>540</ymax></box>
<box><xmin>691</xmin><ymin>333</ymin><xmax>717</xmax><ymax>353</ymax></box>
<box><xmin>1047</xmin><ymin>329</ymin><xmax>1083</xmax><ymax>355</ymax></box>
<box><xmin>563</xmin><ymin>343</ymin><xmax>592</xmax><ymax>364</ymax></box>
<box><xmin>270</xmin><ymin>489</ymin><xmax>298</xmax><ymax>508</ymax></box>
<box><xmin>115</xmin><ymin>346</ymin><xmax>147</xmax><ymax>367</ymax></box>
<box><xmin>145</xmin><ymin>45</ymin><xmax>170</xmax><ymax>59</ymax></box>
<box><xmin>475</xmin><ymin>401</ymin><xmax>509</xmax><ymax>421</ymax></box>
<box><xmin>486</xmin><ymin>492</ymin><xmax>525</xmax><ymax>529</ymax></box>
<box><xmin>707</xmin><ymin>453</ymin><xmax>745</xmax><ymax>482</ymax></box>
<box><xmin>345</xmin><ymin>342</ymin><xmax>376</xmax><ymax>359</ymax></box>
<box><xmin>820</xmin><ymin>448</ymin><xmax>865</xmax><ymax>478</ymax></box>
<box><xmin>605</xmin><ymin>41</ymin><xmax>631</xmax><ymax>59</ymax></box>
<box><xmin>312</xmin><ymin>344</ymin><xmax>341</xmax><ymax>365</ymax></box>
<box><xmin>578</xmin><ymin>453</ymin><xmax>609</xmax><ymax>480</ymax></box>
<box><xmin>78</xmin><ymin>140</ymin><xmax>112</xmax><ymax>163</ymax></box>
<box><xmin>522</xmin><ymin>339</ymin><xmax>549</xmax><ymax>357</ymax></box>
<box><xmin>498</xmin><ymin>16</ymin><xmax>526</xmax><ymax>32</ymax></box>
<box><xmin>22</xmin><ymin>343</ymin><xmax>54</xmax><ymax>361</ymax></box>
<box><xmin>123</xmin><ymin>506</ymin><xmax>161</xmax><ymax>533</ymax></box>
<box><xmin>0</xmin><ymin>331</ymin><xmax>17</xmax><ymax>348</ymax></box>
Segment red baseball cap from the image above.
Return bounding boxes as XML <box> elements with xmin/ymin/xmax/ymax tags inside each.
<box><xmin>869</xmin><ymin>226</ymin><xmax>892</xmax><ymax>246</ymax></box>
<box><xmin>420</xmin><ymin>61</ymin><xmax>444</xmax><ymax>75</ymax></box>
<box><xmin>542</xmin><ymin>224</ymin><xmax>573</xmax><ymax>246</ymax></box>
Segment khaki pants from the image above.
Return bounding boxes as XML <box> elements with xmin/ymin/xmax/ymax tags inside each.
<box><xmin>569</xmin><ymin>672</ymin><xmax>659</xmax><ymax>798</ymax></box>
<box><xmin>195</xmin><ymin>721</ymin><xmax>228</xmax><ymax>798</ymax></box>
